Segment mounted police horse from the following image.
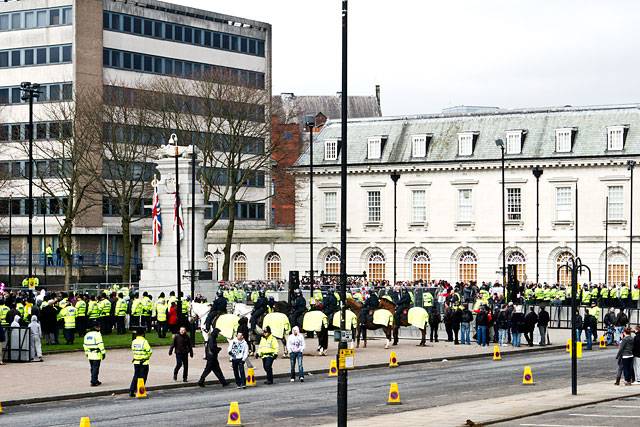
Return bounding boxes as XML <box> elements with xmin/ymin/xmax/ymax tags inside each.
<box><xmin>346</xmin><ymin>298</ymin><xmax>393</xmax><ymax>349</ymax></box>
<box><xmin>190</xmin><ymin>302</ymin><xmax>240</xmax><ymax>345</ymax></box>
<box><xmin>378</xmin><ymin>298</ymin><xmax>430</xmax><ymax>346</ymax></box>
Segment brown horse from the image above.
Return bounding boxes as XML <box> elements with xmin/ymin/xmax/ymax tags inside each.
<box><xmin>378</xmin><ymin>299</ymin><xmax>429</xmax><ymax>346</ymax></box>
<box><xmin>346</xmin><ymin>298</ymin><xmax>393</xmax><ymax>349</ymax></box>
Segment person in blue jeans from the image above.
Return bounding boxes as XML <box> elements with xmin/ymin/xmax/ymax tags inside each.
<box><xmin>475</xmin><ymin>306</ymin><xmax>489</xmax><ymax>346</ymax></box>
<box><xmin>511</xmin><ymin>306</ymin><xmax>525</xmax><ymax>347</ymax></box>
<box><xmin>460</xmin><ymin>305</ymin><xmax>473</xmax><ymax>345</ymax></box>
<box><xmin>286</xmin><ymin>326</ymin><xmax>305</xmax><ymax>382</ymax></box>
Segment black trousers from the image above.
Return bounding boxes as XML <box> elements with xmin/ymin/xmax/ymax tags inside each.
<box><xmin>452</xmin><ymin>325</ymin><xmax>460</xmax><ymax>344</ymax></box>
<box><xmin>524</xmin><ymin>329</ymin><xmax>534</xmax><ymax>346</ymax></box>
<box><xmin>232</xmin><ymin>359</ymin><xmax>246</xmax><ymax>386</ymax></box>
<box><xmin>199</xmin><ymin>358</ymin><xmax>228</xmax><ymax>385</ymax></box>
<box><xmin>430</xmin><ymin>324</ymin><xmax>439</xmax><ymax>342</ymax></box>
<box><xmin>157</xmin><ymin>321</ymin><xmax>167</xmax><ymax>338</ymax></box>
<box><xmin>143</xmin><ymin>316</ymin><xmax>152</xmax><ymax>332</ymax></box>
<box><xmin>116</xmin><ymin>316</ymin><xmax>126</xmax><ymax>335</ymax></box>
<box><xmin>76</xmin><ymin>316</ymin><xmax>87</xmax><ymax>336</ymax></box>
<box><xmin>130</xmin><ymin>364</ymin><xmax>149</xmax><ymax>394</ymax></box>
<box><xmin>89</xmin><ymin>360</ymin><xmax>101</xmax><ymax>385</ymax></box>
<box><xmin>262</xmin><ymin>356</ymin><xmax>274</xmax><ymax>383</ymax></box>
<box><xmin>174</xmin><ymin>353</ymin><xmax>189</xmax><ymax>380</ymax></box>
<box><xmin>445</xmin><ymin>323</ymin><xmax>453</xmax><ymax>341</ymax></box>
<box><xmin>63</xmin><ymin>328</ymin><xmax>75</xmax><ymax>344</ymax></box>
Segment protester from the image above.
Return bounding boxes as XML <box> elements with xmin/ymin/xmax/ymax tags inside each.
<box><xmin>633</xmin><ymin>325</ymin><xmax>640</xmax><ymax>384</ymax></box>
<box><xmin>524</xmin><ymin>307</ymin><xmax>538</xmax><ymax>347</ymax></box>
<box><xmin>475</xmin><ymin>306</ymin><xmax>489</xmax><ymax>347</ymax></box>
<box><xmin>169</xmin><ymin>326</ymin><xmax>193</xmax><ymax>382</ymax></box>
<box><xmin>28</xmin><ymin>315</ymin><xmax>43</xmax><ymax>362</ymax></box>
<box><xmin>616</xmin><ymin>327</ymin><xmax>635</xmax><ymax>386</ymax></box>
<box><xmin>510</xmin><ymin>306</ymin><xmax>525</xmax><ymax>348</ymax></box>
<box><xmin>198</xmin><ymin>328</ymin><xmax>229</xmax><ymax>387</ymax></box>
<box><xmin>537</xmin><ymin>306</ymin><xmax>550</xmax><ymax>346</ymax></box>
<box><xmin>229</xmin><ymin>332</ymin><xmax>249</xmax><ymax>389</ymax></box>
<box><xmin>286</xmin><ymin>326</ymin><xmax>305</xmax><ymax>382</ymax></box>
<box><xmin>167</xmin><ymin>302</ymin><xmax>179</xmax><ymax>334</ymax></box>
<box><xmin>429</xmin><ymin>306</ymin><xmax>441</xmax><ymax>343</ymax></box>
<box><xmin>0</xmin><ymin>321</ymin><xmax>5</xmax><ymax>365</ymax></box>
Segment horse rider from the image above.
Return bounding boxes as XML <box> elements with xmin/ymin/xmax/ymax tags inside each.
<box><xmin>395</xmin><ymin>287</ymin><xmax>412</xmax><ymax>326</ymax></box>
<box><xmin>204</xmin><ymin>290</ymin><xmax>228</xmax><ymax>332</ymax></box>
<box><xmin>251</xmin><ymin>290</ymin><xmax>268</xmax><ymax>331</ymax></box>
<box><xmin>322</xmin><ymin>288</ymin><xmax>338</xmax><ymax>318</ymax></box>
<box><xmin>290</xmin><ymin>288</ymin><xmax>306</xmax><ymax>329</ymax></box>
<box><xmin>360</xmin><ymin>288</ymin><xmax>379</xmax><ymax>325</ymax></box>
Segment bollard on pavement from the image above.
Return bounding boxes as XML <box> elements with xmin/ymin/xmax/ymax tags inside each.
<box><xmin>227</xmin><ymin>401</ymin><xmax>243</xmax><ymax>426</ymax></box>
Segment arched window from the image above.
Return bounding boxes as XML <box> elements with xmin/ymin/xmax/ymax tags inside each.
<box><xmin>324</xmin><ymin>251</ymin><xmax>340</xmax><ymax>275</ymax></box>
<box><xmin>233</xmin><ymin>252</ymin><xmax>247</xmax><ymax>281</ymax></box>
<box><xmin>607</xmin><ymin>252</ymin><xmax>628</xmax><ymax>286</ymax></box>
<box><xmin>507</xmin><ymin>251</ymin><xmax>527</xmax><ymax>283</ymax></box>
<box><xmin>556</xmin><ymin>251</ymin><xmax>574</xmax><ymax>286</ymax></box>
<box><xmin>458</xmin><ymin>251</ymin><xmax>477</xmax><ymax>283</ymax></box>
<box><xmin>265</xmin><ymin>252</ymin><xmax>281</xmax><ymax>281</ymax></box>
<box><xmin>412</xmin><ymin>251</ymin><xmax>430</xmax><ymax>282</ymax></box>
<box><xmin>368</xmin><ymin>251</ymin><xmax>386</xmax><ymax>281</ymax></box>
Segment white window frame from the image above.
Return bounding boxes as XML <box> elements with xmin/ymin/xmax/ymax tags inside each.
<box><xmin>367</xmin><ymin>137</ymin><xmax>382</xmax><ymax>159</ymax></box>
<box><xmin>412</xmin><ymin>134</ymin><xmax>427</xmax><ymax>158</ymax></box>
<box><xmin>607</xmin><ymin>185</ymin><xmax>624</xmax><ymax>220</ymax></box>
<box><xmin>457</xmin><ymin>132</ymin><xmax>474</xmax><ymax>156</ymax></box>
<box><xmin>458</xmin><ymin>188</ymin><xmax>473</xmax><ymax>222</ymax></box>
<box><xmin>367</xmin><ymin>190</ymin><xmax>381</xmax><ymax>223</ymax></box>
<box><xmin>555</xmin><ymin>186</ymin><xmax>572</xmax><ymax>222</ymax></box>
<box><xmin>607</xmin><ymin>126</ymin><xmax>624</xmax><ymax>151</ymax></box>
<box><xmin>324</xmin><ymin>191</ymin><xmax>337</xmax><ymax>224</ymax></box>
<box><xmin>411</xmin><ymin>189</ymin><xmax>427</xmax><ymax>223</ymax></box>
<box><xmin>324</xmin><ymin>139</ymin><xmax>338</xmax><ymax>160</ymax></box>
<box><xmin>506</xmin><ymin>187</ymin><xmax>522</xmax><ymax>221</ymax></box>
<box><xmin>506</xmin><ymin>130</ymin><xmax>523</xmax><ymax>154</ymax></box>
<box><xmin>555</xmin><ymin>128</ymin><xmax>573</xmax><ymax>153</ymax></box>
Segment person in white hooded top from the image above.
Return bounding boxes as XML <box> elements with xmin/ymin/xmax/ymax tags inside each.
<box><xmin>286</xmin><ymin>326</ymin><xmax>305</xmax><ymax>382</ymax></box>
<box><xmin>228</xmin><ymin>332</ymin><xmax>249</xmax><ymax>389</ymax></box>
<box><xmin>28</xmin><ymin>315</ymin><xmax>43</xmax><ymax>361</ymax></box>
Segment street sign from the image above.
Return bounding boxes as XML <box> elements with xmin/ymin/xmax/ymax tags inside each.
<box><xmin>339</xmin><ymin>348</ymin><xmax>355</xmax><ymax>370</ymax></box>
<box><xmin>334</xmin><ymin>330</ymin><xmax>353</xmax><ymax>342</ymax></box>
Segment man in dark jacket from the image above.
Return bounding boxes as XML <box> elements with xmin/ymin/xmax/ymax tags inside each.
<box><xmin>290</xmin><ymin>289</ymin><xmax>306</xmax><ymax>329</ymax></box>
<box><xmin>198</xmin><ymin>328</ymin><xmax>229</xmax><ymax>387</ymax></box>
<box><xmin>451</xmin><ymin>305</ymin><xmax>462</xmax><ymax>345</ymax></box>
<box><xmin>475</xmin><ymin>306</ymin><xmax>489</xmax><ymax>346</ymax></box>
<box><xmin>537</xmin><ymin>306</ymin><xmax>550</xmax><ymax>345</ymax></box>
<box><xmin>443</xmin><ymin>305</ymin><xmax>454</xmax><ymax>342</ymax></box>
<box><xmin>429</xmin><ymin>306</ymin><xmax>441</xmax><ymax>343</ymax></box>
<box><xmin>583</xmin><ymin>311</ymin><xmax>597</xmax><ymax>350</ymax></box>
<box><xmin>169</xmin><ymin>326</ymin><xmax>193</xmax><ymax>382</ymax></box>
<box><xmin>322</xmin><ymin>290</ymin><xmax>338</xmax><ymax>318</ymax></box>
<box><xmin>250</xmin><ymin>291</ymin><xmax>268</xmax><ymax>332</ymax></box>
<box><xmin>524</xmin><ymin>307</ymin><xmax>538</xmax><ymax>347</ymax></box>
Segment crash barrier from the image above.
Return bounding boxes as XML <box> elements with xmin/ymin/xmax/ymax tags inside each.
<box><xmin>524</xmin><ymin>304</ymin><xmax>640</xmax><ymax>330</ymax></box>
<box><xmin>3</xmin><ymin>326</ymin><xmax>32</xmax><ymax>362</ymax></box>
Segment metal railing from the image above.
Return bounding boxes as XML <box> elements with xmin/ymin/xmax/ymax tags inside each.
<box><xmin>0</xmin><ymin>253</ymin><xmax>141</xmax><ymax>267</ymax></box>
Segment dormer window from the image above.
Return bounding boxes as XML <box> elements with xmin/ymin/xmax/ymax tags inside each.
<box><xmin>324</xmin><ymin>139</ymin><xmax>338</xmax><ymax>160</ymax></box>
<box><xmin>412</xmin><ymin>134</ymin><xmax>428</xmax><ymax>158</ymax></box>
<box><xmin>506</xmin><ymin>130</ymin><xmax>524</xmax><ymax>154</ymax></box>
<box><xmin>555</xmin><ymin>128</ymin><xmax>575</xmax><ymax>153</ymax></box>
<box><xmin>607</xmin><ymin>126</ymin><xmax>626</xmax><ymax>151</ymax></box>
<box><xmin>457</xmin><ymin>132</ymin><xmax>475</xmax><ymax>156</ymax></box>
<box><xmin>367</xmin><ymin>137</ymin><xmax>384</xmax><ymax>159</ymax></box>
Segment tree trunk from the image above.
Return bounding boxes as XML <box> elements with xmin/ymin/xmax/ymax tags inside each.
<box><xmin>60</xmin><ymin>229</ymin><xmax>73</xmax><ymax>291</ymax></box>
<box><xmin>121</xmin><ymin>218</ymin><xmax>131</xmax><ymax>284</ymax></box>
<box><xmin>222</xmin><ymin>199</ymin><xmax>236</xmax><ymax>281</ymax></box>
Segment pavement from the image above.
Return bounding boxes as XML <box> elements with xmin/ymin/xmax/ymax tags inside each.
<box><xmin>0</xmin><ymin>347</ymin><xmax>628</xmax><ymax>427</ymax></box>
<box><xmin>1</xmin><ymin>328</ymin><xmax>569</xmax><ymax>405</ymax></box>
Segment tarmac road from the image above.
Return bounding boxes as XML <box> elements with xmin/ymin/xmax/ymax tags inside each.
<box><xmin>0</xmin><ymin>348</ymin><xmax>618</xmax><ymax>427</ymax></box>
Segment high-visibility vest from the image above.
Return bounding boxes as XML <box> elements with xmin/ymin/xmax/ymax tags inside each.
<box><xmin>131</xmin><ymin>337</ymin><xmax>152</xmax><ymax>365</ymax></box>
<box><xmin>131</xmin><ymin>299</ymin><xmax>143</xmax><ymax>316</ymax></box>
<box><xmin>620</xmin><ymin>287</ymin><xmax>630</xmax><ymax>299</ymax></box>
<box><xmin>88</xmin><ymin>301</ymin><xmax>100</xmax><ymax>319</ymax></box>
<box><xmin>251</xmin><ymin>291</ymin><xmax>259</xmax><ymax>303</ymax></box>
<box><xmin>75</xmin><ymin>300</ymin><xmax>87</xmax><ymax>317</ymax></box>
<box><xmin>115</xmin><ymin>298</ymin><xmax>128</xmax><ymax>316</ymax></box>
<box><xmin>100</xmin><ymin>300</ymin><xmax>112</xmax><ymax>317</ymax></box>
<box><xmin>16</xmin><ymin>303</ymin><xmax>24</xmax><ymax>317</ymax></box>
<box><xmin>58</xmin><ymin>306</ymin><xmax>77</xmax><ymax>329</ymax></box>
<box><xmin>353</xmin><ymin>292</ymin><xmax>364</xmax><ymax>303</ymax></box>
<box><xmin>601</xmin><ymin>288</ymin><xmax>609</xmax><ymax>299</ymax></box>
<box><xmin>181</xmin><ymin>300</ymin><xmax>189</xmax><ymax>314</ymax></box>
<box><xmin>581</xmin><ymin>291</ymin><xmax>591</xmax><ymax>304</ymax></box>
<box><xmin>83</xmin><ymin>331</ymin><xmax>106</xmax><ymax>361</ymax></box>
<box><xmin>0</xmin><ymin>305</ymin><xmax>9</xmax><ymax>326</ymax></box>
<box><xmin>155</xmin><ymin>301</ymin><xmax>167</xmax><ymax>321</ymax></box>
<box><xmin>632</xmin><ymin>289</ymin><xmax>640</xmax><ymax>301</ymax></box>
<box><xmin>591</xmin><ymin>288</ymin><xmax>599</xmax><ymax>299</ymax></box>
<box><xmin>142</xmin><ymin>297</ymin><xmax>152</xmax><ymax>316</ymax></box>
<box><xmin>257</xmin><ymin>335</ymin><xmax>278</xmax><ymax>358</ymax></box>
<box><xmin>46</xmin><ymin>246</ymin><xmax>53</xmax><ymax>257</ymax></box>
<box><xmin>535</xmin><ymin>287</ymin><xmax>545</xmax><ymax>300</ymax></box>
<box><xmin>423</xmin><ymin>292</ymin><xmax>433</xmax><ymax>307</ymax></box>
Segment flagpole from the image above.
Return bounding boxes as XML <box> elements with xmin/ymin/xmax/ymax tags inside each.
<box><xmin>172</xmin><ymin>134</ymin><xmax>183</xmax><ymax>326</ymax></box>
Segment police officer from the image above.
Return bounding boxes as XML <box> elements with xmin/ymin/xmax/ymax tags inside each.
<box><xmin>290</xmin><ymin>288</ymin><xmax>306</xmax><ymax>329</ymax></box>
<box><xmin>87</xmin><ymin>295</ymin><xmax>99</xmax><ymax>328</ymax></box>
<box><xmin>155</xmin><ymin>293</ymin><xmax>168</xmax><ymax>338</ymax></box>
<box><xmin>83</xmin><ymin>323</ymin><xmax>106</xmax><ymax>386</ymax></box>
<box><xmin>142</xmin><ymin>292</ymin><xmax>153</xmax><ymax>332</ymax></box>
<box><xmin>0</xmin><ymin>299</ymin><xmax>9</xmax><ymax>327</ymax></box>
<box><xmin>57</xmin><ymin>300</ymin><xmax>77</xmax><ymax>344</ymax></box>
<box><xmin>130</xmin><ymin>292</ymin><xmax>144</xmax><ymax>329</ymax></box>
<box><xmin>322</xmin><ymin>288</ymin><xmax>338</xmax><ymax>318</ymax></box>
<box><xmin>75</xmin><ymin>294</ymin><xmax>87</xmax><ymax>337</ymax></box>
<box><xmin>115</xmin><ymin>293</ymin><xmax>128</xmax><ymax>335</ymax></box>
<box><xmin>129</xmin><ymin>329</ymin><xmax>152</xmax><ymax>397</ymax></box>
<box><xmin>257</xmin><ymin>326</ymin><xmax>278</xmax><ymax>385</ymax></box>
<box><xmin>250</xmin><ymin>290</ymin><xmax>268</xmax><ymax>332</ymax></box>
<box><xmin>100</xmin><ymin>294</ymin><xmax>112</xmax><ymax>334</ymax></box>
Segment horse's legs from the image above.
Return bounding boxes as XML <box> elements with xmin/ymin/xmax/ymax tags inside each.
<box><xmin>419</xmin><ymin>328</ymin><xmax>426</xmax><ymax>346</ymax></box>
<box><xmin>392</xmin><ymin>326</ymin><xmax>399</xmax><ymax>346</ymax></box>
<box><xmin>384</xmin><ymin>327</ymin><xmax>390</xmax><ymax>349</ymax></box>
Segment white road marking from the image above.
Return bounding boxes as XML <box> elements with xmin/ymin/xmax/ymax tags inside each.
<box><xmin>611</xmin><ymin>405</ymin><xmax>640</xmax><ymax>408</ymax></box>
<box><xmin>275</xmin><ymin>417</ymin><xmax>294</xmax><ymax>421</ymax></box>
<box><xmin>520</xmin><ymin>424</ymin><xmax>611</xmax><ymax>427</ymax></box>
<box><xmin>570</xmin><ymin>413</ymin><xmax>640</xmax><ymax>418</ymax></box>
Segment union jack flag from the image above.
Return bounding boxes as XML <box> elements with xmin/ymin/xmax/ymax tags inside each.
<box><xmin>152</xmin><ymin>186</ymin><xmax>162</xmax><ymax>246</ymax></box>
<box><xmin>174</xmin><ymin>192</ymin><xmax>184</xmax><ymax>241</ymax></box>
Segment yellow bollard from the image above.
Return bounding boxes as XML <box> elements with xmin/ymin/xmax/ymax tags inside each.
<box><xmin>246</xmin><ymin>367</ymin><xmax>256</xmax><ymax>387</ymax></box>
<box><xmin>328</xmin><ymin>359</ymin><xmax>338</xmax><ymax>377</ymax></box>
<box><xmin>389</xmin><ymin>351</ymin><xmax>399</xmax><ymax>368</ymax></box>
<box><xmin>387</xmin><ymin>382</ymin><xmax>401</xmax><ymax>405</ymax></box>
<box><xmin>492</xmin><ymin>345</ymin><xmax>502</xmax><ymax>361</ymax></box>
<box><xmin>135</xmin><ymin>378</ymin><xmax>147</xmax><ymax>398</ymax></box>
<box><xmin>576</xmin><ymin>341</ymin><xmax>582</xmax><ymax>359</ymax></box>
<box><xmin>227</xmin><ymin>401</ymin><xmax>243</xmax><ymax>426</ymax></box>
<box><xmin>599</xmin><ymin>336</ymin><xmax>606</xmax><ymax>349</ymax></box>
<box><xmin>0</xmin><ymin>402</ymin><xmax>3</xmax><ymax>415</ymax></box>
<box><xmin>522</xmin><ymin>366</ymin><xmax>534</xmax><ymax>385</ymax></box>
<box><xmin>79</xmin><ymin>417</ymin><xmax>91</xmax><ymax>427</ymax></box>
<box><xmin>565</xmin><ymin>338</ymin><xmax>571</xmax><ymax>353</ymax></box>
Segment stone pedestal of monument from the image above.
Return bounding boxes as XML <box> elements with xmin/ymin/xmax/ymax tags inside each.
<box><xmin>139</xmin><ymin>144</ymin><xmax>212</xmax><ymax>298</ymax></box>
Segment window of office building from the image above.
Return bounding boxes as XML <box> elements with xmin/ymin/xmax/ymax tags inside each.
<box><xmin>265</xmin><ymin>252</ymin><xmax>281</xmax><ymax>281</ymax></box>
<box><xmin>458</xmin><ymin>251</ymin><xmax>477</xmax><ymax>283</ymax></box>
<box><xmin>324</xmin><ymin>192</ymin><xmax>337</xmax><ymax>223</ymax></box>
<box><xmin>368</xmin><ymin>251</ymin><xmax>386</xmax><ymax>281</ymax></box>
<box><xmin>411</xmin><ymin>189</ymin><xmax>426</xmax><ymax>223</ymax></box>
<box><xmin>458</xmin><ymin>189</ymin><xmax>473</xmax><ymax>222</ymax></box>
<box><xmin>412</xmin><ymin>251</ymin><xmax>430</xmax><ymax>282</ymax></box>
<box><xmin>324</xmin><ymin>251</ymin><xmax>340</xmax><ymax>275</ymax></box>
<box><xmin>233</xmin><ymin>252</ymin><xmax>248</xmax><ymax>281</ymax></box>
<box><xmin>507</xmin><ymin>187</ymin><xmax>522</xmax><ymax>221</ymax></box>
<box><xmin>555</xmin><ymin>186</ymin><xmax>572</xmax><ymax>221</ymax></box>
<box><xmin>324</xmin><ymin>140</ymin><xmax>338</xmax><ymax>160</ymax></box>
<box><xmin>556</xmin><ymin>251</ymin><xmax>574</xmax><ymax>286</ymax></box>
<box><xmin>607</xmin><ymin>253</ymin><xmax>628</xmax><ymax>286</ymax></box>
<box><xmin>507</xmin><ymin>251</ymin><xmax>527</xmax><ymax>283</ymax></box>
<box><xmin>608</xmin><ymin>185</ymin><xmax>624</xmax><ymax>220</ymax></box>
<box><xmin>367</xmin><ymin>191</ymin><xmax>381</xmax><ymax>223</ymax></box>
<box><xmin>555</xmin><ymin>129</ymin><xmax>573</xmax><ymax>153</ymax></box>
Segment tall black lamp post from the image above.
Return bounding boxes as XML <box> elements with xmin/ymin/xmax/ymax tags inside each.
<box><xmin>496</xmin><ymin>139</ymin><xmax>506</xmax><ymax>299</ymax></box>
<box><xmin>42</xmin><ymin>196</ymin><xmax>47</xmax><ymax>287</ymax></box>
<box><xmin>628</xmin><ymin>160</ymin><xmax>636</xmax><ymax>305</ymax></box>
<box><xmin>20</xmin><ymin>82</ymin><xmax>40</xmax><ymax>280</ymax></box>
<box><xmin>390</xmin><ymin>173</ymin><xmax>400</xmax><ymax>285</ymax></box>
<box><xmin>214</xmin><ymin>248</ymin><xmax>221</xmax><ymax>281</ymax></box>
<box><xmin>532</xmin><ymin>166</ymin><xmax>543</xmax><ymax>284</ymax></box>
<box><xmin>305</xmin><ymin>114</ymin><xmax>316</xmax><ymax>298</ymax></box>
<box><xmin>170</xmin><ymin>134</ymin><xmax>182</xmax><ymax>323</ymax></box>
<box><xmin>8</xmin><ymin>194</ymin><xmax>12</xmax><ymax>287</ymax></box>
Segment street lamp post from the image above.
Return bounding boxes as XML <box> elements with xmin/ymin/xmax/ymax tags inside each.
<box><xmin>605</xmin><ymin>197</ymin><xmax>609</xmax><ymax>287</ymax></box>
<box><xmin>42</xmin><ymin>196</ymin><xmax>47</xmax><ymax>287</ymax></box>
<box><xmin>628</xmin><ymin>160</ymin><xmax>636</xmax><ymax>305</ymax></box>
<box><xmin>190</xmin><ymin>145</ymin><xmax>197</xmax><ymax>301</ymax></box>
<box><xmin>20</xmin><ymin>82</ymin><xmax>40</xmax><ymax>280</ymax></box>
<box><xmin>305</xmin><ymin>115</ymin><xmax>316</xmax><ymax>299</ymax></box>
<box><xmin>390</xmin><ymin>173</ymin><xmax>400</xmax><ymax>285</ymax></box>
<box><xmin>496</xmin><ymin>139</ymin><xmax>506</xmax><ymax>299</ymax></box>
<box><xmin>532</xmin><ymin>166</ymin><xmax>543</xmax><ymax>284</ymax></box>
<box><xmin>170</xmin><ymin>134</ymin><xmax>182</xmax><ymax>323</ymax></box>
<box><xmin>8</xmin><ymin>194</ymin><xmax>12</xmax><ymax>287</ymax></box>
<box><xmin>214</xmin><ymin>248</ymin><xmax>221</xmax><ymax>282</ymax></box>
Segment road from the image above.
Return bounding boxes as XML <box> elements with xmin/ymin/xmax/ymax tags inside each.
<box><xmin>1</xmin><ymin>349</ymin><xmax>618</xmax><ymax>426</ymax></box>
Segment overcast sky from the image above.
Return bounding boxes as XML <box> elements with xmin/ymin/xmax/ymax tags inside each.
<box><xmin>174</xmin><ymin>0</ymin><xmax>640</xmax><ymax>116</ymax></box>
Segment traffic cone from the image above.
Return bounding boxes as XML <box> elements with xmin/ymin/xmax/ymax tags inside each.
<box><xmin>227</xmin><ymin>401</ymin><xmax>243</xmax><ymax>426</ymax></box>
<box><xmin>522</xmin><ymin>366</ymin><xmax>534</xmax><ymax>385</ymax></box>
<box><xmin>135</xmin><ymin>378</ymin><xmax>147</xmax><ymax>398</ymax></box>
<box><xmin>599</xmin><ymin>336</ymin><xmax>606</xmax><ymax>349</ymax></box>
<box><xmin>576</xmin><ymin>341</ymin><xmax>582</xmax><ymax>359</ymax></box>
<box><xmin>0</xmin><ymin>402</ymin><xmax>3</xmax><ymax>415</ymax></box>
<box><xmin>79</xmin><ymin>417</ymin><xmax>91</xmax><ymax>427</ymax></box>
<box><xmin>565</xmin><ymin>338</ymin><xmax>571</xmax><ymax>353</ymax></box>
<box><xmin>389</xmin><ymin>351</ymin><xmax>399</xmax><ymax>368</ymax></box>
<box><xmin>492</xmin><ymin>345</ymin><xmax>502</xmax><ymax>361</ymax></box>
<box><xmin>328</xmin><ymin>359</ymin><xmax>338</xmax><ymax>377</ymax></box>
<box><xmin>387</xmin><ymin>382</ymin><xmax>401</xmax><ymax>405</ymax></box>
<box><xmin>246</xmin><ymin>367</ymin><xmax>256</xmax><ymax>387</ymax></box>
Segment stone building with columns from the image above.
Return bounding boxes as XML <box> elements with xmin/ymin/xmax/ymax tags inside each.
<box><xmin>209</xmin><ymin>104</ymin><xmax>640</xmax><ymax>286</ymax></box>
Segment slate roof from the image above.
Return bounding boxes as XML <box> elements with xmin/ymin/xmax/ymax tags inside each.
<box><xmin>273</xmin><ymin>94</ymin><xmax>382</xmax><ymax>125</ymax></box>
<box><xmin>294</xmin><ymin>104</ymin><xmax>640</xmax><ymax>167</ymax></box>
